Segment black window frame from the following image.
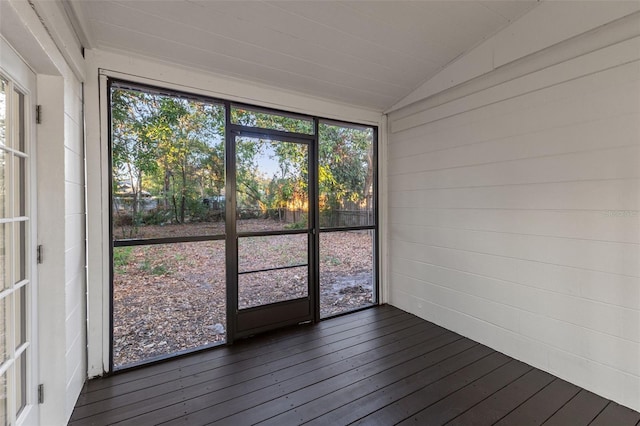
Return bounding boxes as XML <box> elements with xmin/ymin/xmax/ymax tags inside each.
<box><xmin>107</xmin><ymin>77</ymin><xmax>379</xmax><ymax>372</ymax></box>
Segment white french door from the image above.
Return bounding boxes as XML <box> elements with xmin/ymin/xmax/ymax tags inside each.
<box><xmin>0</xmin><ymin>39</ymin><xmax>38</xmax><ymax>426</ymax></box>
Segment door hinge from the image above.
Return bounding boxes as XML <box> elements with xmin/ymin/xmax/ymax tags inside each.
<box><xmin>38</xmin><ymin>384</ymin><xmax>44</xmax><ymax>404</ymax></box>
<box><xmin>35</xmin><ymin>105</ymin><xmax>42</xmax><ymax>124</ymax></box>
<box><xmin>37</xmin><ymin>245</ymin><xmax>43</xmax><ymax>264</ymax></box>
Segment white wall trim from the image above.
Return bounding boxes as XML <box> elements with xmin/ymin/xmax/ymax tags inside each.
<box><xmin>36</xmin><ymin>75</ymin><xmax>68</xmax><ymax>423</ymax></box>
<box><xmin>91</xmin><ymin>49</ymin><xmax>381</xmax><ymax>124</ymax></box>
<box><xmin>29</xmin><ymin>0</ymin><xmax>85</xmax><ymax>81</ymax></box>
<box><xmin>378</xmin><ymin>114</ymin><xmax>390</xmax><ymax>305</ymax></box>
<box><xmin>1</xmin><ymin>0</ymin><xmax>75</xmax><ymax>78</ymax></box>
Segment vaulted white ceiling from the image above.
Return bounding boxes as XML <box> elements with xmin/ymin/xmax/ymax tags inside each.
<box><xmin>67</xmin><ymin>0</ymin><xmax>539</xmax><ymax>111</ymax></box>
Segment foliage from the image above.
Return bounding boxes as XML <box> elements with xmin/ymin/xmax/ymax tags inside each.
<box><xmin>139</xmin><ymin>259</ymin><xmax>168</xmax><ymax>276</ymax></box>
<box><xmin>284</xmin><ymin>214</ymin><xmax>308</xmax><ymax>230</ymax></box>
<box><xmin>318</xmin><ymin>123</ymin><xmax>373</xmax><ymax>213</ymax></box>
<box><xmin>113</xmin><ymin>246</ymin><xmax>133</xmax><ymax>273</ymax></box>
<box><xmin>231</xmin><ymin>106</ymin><xmax>313</xmax><ymax>134</ymax></box>
<box><xmin>111</xmin><ymin>87</ymin><xmax>225</xmax><ymax>232</ymax></box>
<box><xmin>111</xmin><ymin>87</ymin><xmax>373</xmax><ymax>233</ymax></box>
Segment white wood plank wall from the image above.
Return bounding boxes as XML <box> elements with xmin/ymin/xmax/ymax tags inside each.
<box><xmin>387</xmin><ymin>14</ymin><xmax>640</xmax><ymax>411</ymax></box>
<box><xmin>63</xmin><ymin>75</ymin><xmax>86</xmax><ymax>417</ymax></box>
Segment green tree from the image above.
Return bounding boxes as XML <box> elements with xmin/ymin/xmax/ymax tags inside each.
<box><xmin>111</xmin><ymin>89</ymin><xmax>161</xmax><ymax>235</ymax></box>
<box><xmin>111</xmin><ymin>87</ymin><xmax>225</xmax><ymax>230</ymax></box>
<box><xmin>111</xmin><ymin>91</ymin><xmax>373</xmax><ymax>233</ymax></box>
<box><xmin>318</xmin><ymin>123</ymin><xmax>373</xmax><ymax>214</ymax></box>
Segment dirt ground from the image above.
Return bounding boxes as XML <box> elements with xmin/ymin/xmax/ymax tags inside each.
<box><xmin>112</xmin><ymin>221</ymin><xmax>374</xmax><ymax>367</ymax></box>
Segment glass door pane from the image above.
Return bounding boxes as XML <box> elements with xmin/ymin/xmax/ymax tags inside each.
<box><xmin>110</xmin><ymin>87</ymin><xmax>226</xmax><ymax>241</ymax></box>
<box><xmin>235</xmin><ymin>136</ymin><xmax>309</xmax><ymax>233</ymax></box>
<box><xmin>233</xmin><ymin>135</ymin><xmax>312</xmax><ymax>336</ymax></box>
<box><xmin>230</xmin><ymin>105</ymin><xmax>314</xmax><ymax>134</ymax></box>
<box><xmin>110</xmin><ymin>83</ymin><xmax>227</xmax><ymax>369</ymax></box>
<box><xmin>238</xmin><ymin>234</ymin><xmax>308</xmax><ymax>308</ymax></box>
<box><xmin>112</xmin><ymin>241</ymin><xmax>226</xmax><ymax>367</ymax></box>
<box><xmin>318</xmin><ymin>121</ymin><xmax>377</xmax><ymax>317</ymax></box>
<box><xmin>0</xmin><ymin>68</ymin><xmax>36</xmax><ymax>425</ymax></box>
<box><xmin>319</xmin><ymin>230</ymin><xmax>375</xmax><ymax>317</ymax></box>
<box><xmin>318</xmin><ymin>122</ymin><xmax>374</xmax><ymax>228</ymax></box>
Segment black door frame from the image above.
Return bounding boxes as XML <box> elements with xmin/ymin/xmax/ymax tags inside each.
<box><xmin>226</xmin><ymin>125</ymin><xmax>317</xmax><ymax>340</ymax></box>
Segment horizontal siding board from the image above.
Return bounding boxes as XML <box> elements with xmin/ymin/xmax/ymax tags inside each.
<box><xmin>64</xmin><ymin>146</ymin><xmax>84</xmax><ymax>185</ymax></box>
<box><xmin>389</xmin><ymin>72</ymin><xmax>640</xmax><ymax>156</ymax></box>
<box><xmin>390</xmin><ymin>256</ymin><xmax>640</xmax><ymax>342</ymax></box>
<box><xmin>390</xmin><ymin>223</ymin><xmax>640</xmax><ymax>276</ymax></box>
<box><xmin>389</xmin><ymin>146</ymin><xmax>640</xmax><ymax>188</ymax></box>
<box><xmin>64</xmin><ymin>273</ymin><xmax>85</xmax><ymax>318</ymax></box>
<box><xmin>491</xmin><ymin>3</ymin><xmax>640</xmax><ymax>68</ymax></box>
<box><xmin>64</xmin><ymin>243</ymin><xmax>86</xmax><ymax>282</ymax></box>
<box><xmin>390</xmin><ymin>273</ymin><xmax>530</xmax><ymax>337</ymax></box>
<box><xmin>65</xmin><ymin>331</ymin><xmax>83</xmax><ymax>385</ymax></box>
<box><xmin>390</xmin><ymin>239</ymin><xmax>640</xmax><ymax>310</ymax></box>
<box><xmin>389</xmin><ymin>112</ymin><xmax>639</xmax><ymax>173</ymax></box>
<box><xmin>64</xmin><ymin>213</ymin><xmax>86</xmax><ymax>250</ymax></box>
<box><xmin>388</xmin><ymin>179</ymin><xmax>640</xmax><ymax>211</ymax></box>
<box><xmin>389</xmin><ymin>207</ymin><xmax>640</xmax><ymax>244</ymax></box>
<box><xmin>64</xmin><ymin>181</ymin><xmax>85</xmax><ymax>215</ymax></box>
<box><xmin>389</xmin><ymin>272</ymin><xmax>640</xmax><ymax>376</ymax></box>
<box><xmin>391</xmin><ymin>273</ymin><xmax>640</xmax><ymax>376</ymax></box>
<box><xmin>391</xmin><ymin>40</ymin><xmax>640</xmax><ymax>132</ymax></box>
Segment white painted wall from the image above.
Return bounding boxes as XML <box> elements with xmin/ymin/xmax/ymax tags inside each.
<box><xmin>35</xmin><ymin>73</ymin><xmax>85</xmax><ymax>424</ymax></box>
<box><xmin>2</xmin><ymin>1</ymin><xmax>87</xmax><ymax>424</ymax></box>
<box><xmin>387</xmin><ymin>8</ymin><xmax>640</xmax><ymax>411</ymax></box>
<box><xmin>83</xmin><ymin>48</ymin><xmax>386</xmax><ymax>376</ymax></box>
<box><xmin>62</xmin><ymin>74</ymin><xmax>86</xmax><ymax>418</ymax></box>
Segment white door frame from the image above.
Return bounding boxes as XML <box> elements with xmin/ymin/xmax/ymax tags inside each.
<box><xmin>2</xmin><ymin>1</ymin><xmax>88</xmax><ymax>423</ymax></box>
<box><xmin>0</xmin><ymin>35</ymin><xmax>39</xmax><ymax>426</ymax></box>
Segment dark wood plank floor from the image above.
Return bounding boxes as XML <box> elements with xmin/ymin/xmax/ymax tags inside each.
<box><xmin>69</xmin><ymin>305</ymin><xmax>640</xmax><ymax>426</ymax></box>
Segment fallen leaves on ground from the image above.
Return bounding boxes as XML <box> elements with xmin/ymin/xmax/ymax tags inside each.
<box><xmin>113</xmin><ymin>221</ymin><xmax>374</xmax><ymax>367</ymax></box>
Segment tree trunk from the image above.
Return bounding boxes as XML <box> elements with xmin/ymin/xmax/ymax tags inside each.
<box><xmin>180</xmin><ymin>162</ymin><xmax>187</xmax><ymax>223</ymax></box>
<box><xmin>172</xmin><ymin>194</ymin><xmax>180</xmax><ymax>224</ymax></box>
<box><xmin>163</xmin><ymin>162</ymin><xmax>170</xmax><ymax>209</ymax></box>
